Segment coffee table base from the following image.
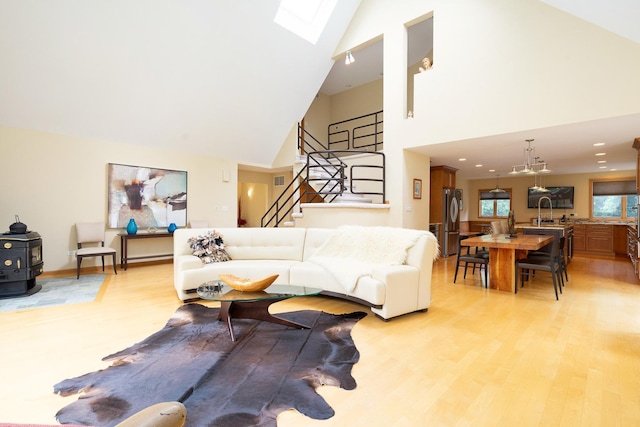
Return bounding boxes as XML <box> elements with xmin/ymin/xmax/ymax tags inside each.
<box><xmin>219</xmin><ymin>298</ymin><xmax>310</xmax><ymax>341</ymax></box>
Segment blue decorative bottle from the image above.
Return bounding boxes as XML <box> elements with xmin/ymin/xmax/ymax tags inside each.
<box><xmin>126</xmin><ymin>218</ymin><xmax>138</xmax><ymax>235</ymax></box>
<box><xmin>167</xmin><ymin>223</ymin><xmax>178</xmax><ymax>233</ymax></box>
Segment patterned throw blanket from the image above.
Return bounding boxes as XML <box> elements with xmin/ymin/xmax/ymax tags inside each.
<box><xmin>308</xmin><ymin>226</ymin><xmax>428</xmax><ymax>292</ymax></box>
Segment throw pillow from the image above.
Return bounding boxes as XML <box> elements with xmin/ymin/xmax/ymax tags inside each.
<box><xmin>188</xmin><ymin>230</ymin><xmax>231</xmax><ymax>264</ymax></box>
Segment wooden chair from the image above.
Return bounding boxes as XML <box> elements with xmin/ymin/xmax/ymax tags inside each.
<box><xmin>454</xmin><ymin>234</ymin><xmax>489</xmax><ymax>286</ymax></box>
<box><xmin>75</xmin><ymin>222</ymin><xmax>117</xmax><ymax>279</ymax></box>
<box><xmin>491</xmin><ymin>220</ymin><xmax>509</xmax><ymax>234</ymax></box>
<box><xmin>515</xmin><ymin>237</ymin><xmax>562</xmax><ymax>300</ymax></box>
<box><xmin>525</xmin><ymin>232</ymin><xmax>569</xmax><ymax>287</ymax></box>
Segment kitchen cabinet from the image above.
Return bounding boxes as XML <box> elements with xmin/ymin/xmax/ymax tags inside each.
<box><xmin>634</xmin><ymin>138</ymin><xmax>640</xmax><ymax>193</ymax></box>
<box><xmin>429</xmin><ymin>165</ymin><xmax>457</xmax><ymax>224</ymax></box>
<box><xmin>573</xmin><ymin>223</ymin><xmax>614</xmax><ymax>256</ymax></box>
<box><xmin>614</xmin><ymin>225</ymin><xmax>629</xmax><ymax>255</ymax></box>
<box><xmin>573</xmin><ymin>224</ymin><xmax>614</xmax><ymax>256</ymax></box>
<box><xmin>573</xmin><ymin>223</ymin><xmax>631</xmax><ymax>258</ymax></box>
<box><xmin>573</xmin><ymin>224</ymin><xmax>586</xmax><ymax>252</ymax></box>
<box><xmin>627</xmin><ymin>226</ymin><xmax>638</xmax><ymax>276</ymax></box>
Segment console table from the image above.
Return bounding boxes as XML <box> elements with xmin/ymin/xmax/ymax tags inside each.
<box><xmin>118</xmin><ymin>232</ymin><xmax>174</xmax><ymax>270</ymax></box>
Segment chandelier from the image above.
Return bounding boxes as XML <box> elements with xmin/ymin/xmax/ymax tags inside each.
<box><xmin>509</xmin><ymin>139</ymin><xmax>551</xmax><ymax>175</ymax></box>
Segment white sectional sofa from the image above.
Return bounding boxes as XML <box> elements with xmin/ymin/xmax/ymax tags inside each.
<box><xmin>173</xmin><ymin>226</ymin><xmax>439</xmax><ymax>320</ymax></box>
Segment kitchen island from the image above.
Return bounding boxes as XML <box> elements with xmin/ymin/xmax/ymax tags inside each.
<box><xmin>516</xmin><ymin>224</ymin><xmax>574</xmax><ymax>263</ymax></box>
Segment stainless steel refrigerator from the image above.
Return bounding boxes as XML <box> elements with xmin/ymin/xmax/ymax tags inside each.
<box><xmin>441</xmin><ymin>188</ymin><xmax>462</xmax><ymax>256</ymax></box>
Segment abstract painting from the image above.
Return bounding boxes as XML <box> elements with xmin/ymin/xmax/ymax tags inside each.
<box><xmin>107</xmin><ymin>163</ymin><xmax>187</xmax><ymax>228</ymax></box>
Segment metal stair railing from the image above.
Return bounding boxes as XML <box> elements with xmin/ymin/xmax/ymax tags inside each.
<box><xmin>328</xmin><ymin>110</ymin><xmax>383</xmax><ymax>152</ymax></box>
<box><xmin>306</xmin><ymin>150</ymin><xmax>385</xmax><ymax>204</ymax></box>
<box><xmin>305</xmin><ymin>151</ymin><xmax>347</xmax><ymax>204</ymax></box>
<box><xmin>261</xmin><ymin>122</ymin><xmax>386</xmax><ymax>227</ymax></box>
<box><xmin>260</xmin><ymin>166</ymin><xmax>307</xmax><ymax>228</ymax></box>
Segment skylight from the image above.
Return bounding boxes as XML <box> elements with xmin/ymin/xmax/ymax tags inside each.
<box><xmin>274</xmin><ymin>0</ymin><xmax>337</xmax><ymax>45</ymax></box>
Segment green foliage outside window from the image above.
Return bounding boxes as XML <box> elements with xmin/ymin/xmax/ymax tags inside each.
<box><xmin>479</xmin><ymin>190</ymin><xmax>511</xmax><ymax>218</ymax></box>
<box><xmin>592</xmin><ymin>195</ymin><xmax>637</xmax><ymax>218</ymax></box>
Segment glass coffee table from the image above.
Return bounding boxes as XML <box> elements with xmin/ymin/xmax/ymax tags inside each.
<box><xmin>197</xmin><ymin>281</ymin><xmax>322</xmax><ymax>341</ymax></box>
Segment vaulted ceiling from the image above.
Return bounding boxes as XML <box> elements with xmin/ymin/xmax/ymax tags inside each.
<box><xmin>0</xmin><ymin>0</ymin><xmax>361</xmax><ymax>168</ymax></box>
<box><xmin>0</xmin><ymin>1</ymin><xmax>638</xmax><ymax>179</ymax></box>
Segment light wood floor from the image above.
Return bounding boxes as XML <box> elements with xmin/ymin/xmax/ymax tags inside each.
<box><xmin>1</xmin><ymin>255</ymin><xmax>639</xmax><ymax>426</ymax></box>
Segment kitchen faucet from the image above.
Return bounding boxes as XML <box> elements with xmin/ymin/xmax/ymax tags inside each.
<box><xmin>537</xmin><ymin>196</ymin><xmax>553</xmax><ymax>227</ymax></box>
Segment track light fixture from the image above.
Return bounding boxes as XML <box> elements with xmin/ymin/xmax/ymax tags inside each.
<box><xmin>509</xmin><ymin>139</ymin><xmax>551</xmax><ymax>175</ymax></box>
<box><xmin>345</xmin><ymin>50</ymin><xmax>355</xmax><ymax>65</ymax></box>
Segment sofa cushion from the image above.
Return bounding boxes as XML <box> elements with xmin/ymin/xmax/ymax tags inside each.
<box><xmin>290</xmin><ymin>261</ymin><xmax>385</xmax><ymax>305</ymax></box>
<box><xmin>307</xmin><ymin>226</ymin><xmax>428</xmax><ymax>292</ymax></box>
<box><xmin>302</xmin><ymin>228</ymin><xmax>336</xmax><ymax>260</ymax></box>
<box><xmin>221</xmin><ymin>228</ymin><xmax>306</xmax><ymax>261</ymax></box>
<box><xmin>188</xmin><ymin>230</ymin><xmax>231</xmax><ymax>263</ymax></box>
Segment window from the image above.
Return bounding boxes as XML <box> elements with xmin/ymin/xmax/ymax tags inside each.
<box><xmin>479</xmin><ymin>189</ymin><xmax>511</xmax><ymax>218</ymax></box>
<box><xmin>274</xmin><ymin>0</ymin><xmax>337</xmax><ymax>45</ymax></box>
<box><xmin>591</xmin><ymin>179</ymin><xmax>638</xmax><ymax>219</ymax></box>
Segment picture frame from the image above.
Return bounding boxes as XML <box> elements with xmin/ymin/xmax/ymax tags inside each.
<box><xmin>413</xmin><ymin>179</ymin><xmax>422</xmax><ymax>199</ymax></box>
<box><xmin>107</xmin><ymin>163</ymin><xmax>188</xmax><ymax>229</ymax></box>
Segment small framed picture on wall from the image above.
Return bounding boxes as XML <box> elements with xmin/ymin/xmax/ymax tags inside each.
<box><xmin>413</xmin><ymin>179</ymin><xmax>422</xmax><ymax>199</ymax></box>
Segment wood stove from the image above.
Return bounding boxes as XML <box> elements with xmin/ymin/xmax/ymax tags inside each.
<box><xmin>0</xmin><ymin>230</ymin><xmax>43</xmax><ymax>298</ymax></box>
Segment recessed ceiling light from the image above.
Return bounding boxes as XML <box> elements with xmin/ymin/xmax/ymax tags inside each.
<box><xmin>489</xmin><ymin>169</ymin><xmax>496</xmax><ymax>172</ymax></box>
<box><xmin>595</xmin><ymin>152</ymin><xmax>606</xmax><ymax>156</ymax></box>
<box><xmin>458</xmin><ymin>158</ymin><xmax>466</xmax><ymax>161</ymax></box>
<box><xmin>599</xmin><ymin>166</ymin><xmax>607</xmax><ymax>169</ymax></box>
<box><xmin>597</xmin><ymin>160</ymin><xmax>607</xmax><ymax>164</ymax></box>
<box><xmin>593</xmin><ymin>143</ymin><xmax>605</xmax><ymax>146</ymax></box>
<box><xmin>475</xmin><ymin>164</ymin><xmax>483</xmax><ymax>167</ymax></box>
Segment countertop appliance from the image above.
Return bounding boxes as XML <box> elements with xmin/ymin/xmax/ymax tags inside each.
<box><xmin>441</xmin><ymin>188</ymin><xmax>462</xmax><ymax>256</ymax></box>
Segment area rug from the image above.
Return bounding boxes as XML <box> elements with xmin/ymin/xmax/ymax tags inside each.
<box><xmin>0</xmin><ymin>274</ymin><xmax>106</xmax><ymax>312</ymax></box>
<box><xmin>54</xmin><ymin>303</ymin><xmax>366</xmax><ymax>426</ymax></box>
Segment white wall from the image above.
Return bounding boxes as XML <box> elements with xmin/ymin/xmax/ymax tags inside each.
<box><xmin>412</xmin><ymin>0</ymin><xmax>640</xmax><ymax>144</ymax></box>
<box><xmin>0</xmin><ymin>126</ymin><xmax>238</xmax><ymax>272</ymax></box>
<box><xmin>334</xmin><ymin>0</ymin><xmax>640</xmax><ymax>230</ymax></box>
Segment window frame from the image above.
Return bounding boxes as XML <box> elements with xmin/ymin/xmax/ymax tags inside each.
<box><xmin>478</xmin><ymin>188</ymin><xmax>512</xmax><ymax>218</ymax></box>
<box><xmin>589</xmin><ymin>177</ymin><xmax>637</xmax><ymax>220</ymax></box>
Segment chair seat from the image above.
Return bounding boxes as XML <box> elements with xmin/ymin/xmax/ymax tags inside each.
<box><xmin>515</xmin><ymin>238</ymin><xmax>562</xmax><ymax>300</ymax></box>
<box><xmin>516</xmin><ymin>257</ymin><xmax>554</xmax><ymax>271</ymax></box>
<box><xmin>75</xmin><ymin>222</ymin><xmax>118</xmax><ymax>279</ymax></box>
<box><xmin>77</xmin><ymin>247</ymin><xmax>116</xmax><ymax>256</ymax></box>
<box><xmin>454</xmin><ymin>235</ymin><xmax>489</xmax><ymax>286</ymax></box>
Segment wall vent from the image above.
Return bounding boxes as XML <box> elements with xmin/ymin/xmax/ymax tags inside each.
<box><xmin>274</xmin><ymin>175</ymin><xmax>285</xmax><ymax>187</ymax></box>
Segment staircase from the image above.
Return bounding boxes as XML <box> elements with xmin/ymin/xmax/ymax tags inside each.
<box><xmin>261</xmin><ymin>112</ymin><xmax>385</xmax><ymax>228</ymax></box>
<box><xmin>295</xmin><ymin>154</ymin><xmax>374</xmax><ymax>204</ymax></box>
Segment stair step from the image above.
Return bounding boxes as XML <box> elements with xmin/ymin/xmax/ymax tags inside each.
<box><xmin>333</xmin><ymin>194</ymin><xmax>373</xmax><ymax>203</ymax></box>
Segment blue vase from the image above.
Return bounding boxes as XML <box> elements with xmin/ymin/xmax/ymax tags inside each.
<box><xmin>167</xmin><ymin>223</ymin><xmax>178</xmax><ymax>233</ymax></box>
<box><xmin>126</xmin><ymin>218</ymin><xmax>138</xmax><ymax>235</ymax></box>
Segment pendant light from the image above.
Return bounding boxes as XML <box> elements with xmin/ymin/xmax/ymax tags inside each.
<box><xmin>490</xmin><ymin>175</ymin><xmax>505</xmax><ymax>193</ymax></box>
<box><xmin>510</xmin><ymin>139</ymin><xmax>552</xmax><ymax>174</ymax></box>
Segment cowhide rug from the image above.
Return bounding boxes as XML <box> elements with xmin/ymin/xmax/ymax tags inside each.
<box><xmin>54</xmin><ymin>304</ymin><xmax>366</xmax><ymax>427</ymax></box>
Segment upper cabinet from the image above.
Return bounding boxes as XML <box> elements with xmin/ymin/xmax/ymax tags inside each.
<box><xmin>430</xmin><ymin>165</ymin><xmax>457</xmax><ymax>190</ymax></box>
<box><xmin>430</xmin><ymin>165</ymin><xmax>458</xmax><ymax>223</ymax></box>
